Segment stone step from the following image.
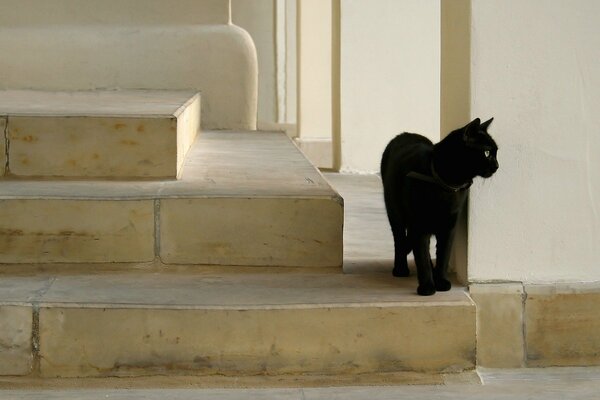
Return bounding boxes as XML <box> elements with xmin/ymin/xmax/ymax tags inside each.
<box><xmin>0</xmin><ymin>131</ymin><xmax>343</xmax><ymax>267</ymax></box>
<box><xmin>0</xmin><ymin>90</ymin><xmax>200</xmax><ymax>179</ymax></box>
<box><xmin>0</xmin><ymin>271</ymin><xmax>476</xmax><ymax>378</ymax></box>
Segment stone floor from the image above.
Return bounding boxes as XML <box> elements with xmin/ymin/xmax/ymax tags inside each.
<box><xmin>1</xmin><ymin>367</ymin><xmax>600</xmax><ymax>399</ymax></box>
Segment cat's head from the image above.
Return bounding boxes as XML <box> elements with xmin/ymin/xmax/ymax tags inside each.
<box><xmin>459</xmin><ymin>117</ymin><xmax>499</xmax><ymax>178</ymax></box>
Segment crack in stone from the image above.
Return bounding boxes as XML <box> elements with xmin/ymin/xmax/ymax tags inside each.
<box><xmin>2</xmin><ymin>116</ymin><xmax>8</xmax><ymax>175</ymax></box>
<box><xmin>30</xmin><ymin>277</ymin><xmax>56</xmax><ymax>376</ymax></box>
<box><xmin>521</xmin><ymin>283</ymin><xmax>528</xmax><ymax>367</ymax></box>
<box><xmin>31</xmin><ymin>303</ymin><xmax>41</xmax><ymax>376</ymax></box>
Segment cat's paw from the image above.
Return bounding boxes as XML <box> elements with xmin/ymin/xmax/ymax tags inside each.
<box><xmin>417</xmin><ymin>283</ymin><xmax>436</xmax><ymax>296</ymax></box>
<box><xmin>392</xmin><ymin>265</ymin><xmax>410</xmax><ymax>277</ymax></box>
<box><xmin>435</xmin><ymin>278</ymin><xmax>452</xmax><ymax>292</ymax></box>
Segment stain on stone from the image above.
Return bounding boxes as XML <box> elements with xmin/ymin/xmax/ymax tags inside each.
<box><xmin>91</xmin><ymin>153</ymin><xmax>100</xmax><ymax>160</ymax></box>
<box><xmin>21</xmin><ymin>135</ymin><xmax>38</xmax><ymax>143</ymax></box>
<box><xmin>120</xmin><ymin>139</ymin><xmax>139</xmax><ymax>146</ymax></box>
<box><xmin>193</xmin><ymin>356</ymin><xmax>212</xmax><ymax>368</ymax></box>
<box><xmin>137</xmin><ymin>124</ymin><xmax>145</xmax><ymax>133</ymax></box>
<box><xmin>269</xmin><ymin>343</ymin><xmax>280</xmax><ymax>356</ymax></box>
<box><xmin>114</xmin><ymin>123</ymin><xmax>127</xmax><ymax>130</ymax></box>
<box><xmin>0</xmin><ymin>229</ymin><xmax>24</xmax><ymax>236</ymax></box>
<box><xmin>329</xmin><ymin>344</ymin><xmax>341</xmax><ymax>354</ymax></box>
<box><xmin>57</xmin><ymin>230</ymin><xmax>91</xmax><ymax>237</ymax></box>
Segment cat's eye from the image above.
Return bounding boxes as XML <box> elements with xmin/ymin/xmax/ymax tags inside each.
<box><xmin>484</xmin><ymin>150</ymin><xmax>491</xmax><ymax>158</ymax></box>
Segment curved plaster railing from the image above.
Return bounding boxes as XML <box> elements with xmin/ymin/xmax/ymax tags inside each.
<box><xmin>0</xmin><ymin>0</ymin><xmax>258</xmax><ymax>130</ymax></box>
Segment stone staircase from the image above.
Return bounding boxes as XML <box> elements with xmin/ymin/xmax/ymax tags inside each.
<box><xmin>0</xmin><ymin>0</ymin><xmax>476</xmax><ymax>383</ymax></box>
<box><xmin>0</xmin><ymin>90</ymin><xmax>342</xmax><ymax>267</ymax></box>
<box><xmin>0</xmin><ymin>103</ymin><xmax>475</xmax><ymax>378</ymax></box>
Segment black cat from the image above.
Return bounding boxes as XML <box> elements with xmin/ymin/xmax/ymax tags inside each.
<box><xmin>381</xmin><ymin>118</ymin><xmax>498</xmax><ymax>296</ymax></box>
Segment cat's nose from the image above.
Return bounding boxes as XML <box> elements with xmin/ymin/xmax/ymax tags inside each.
<box><xmin>493</xmin><ymin>160</ymin><xmax>499</xmax><ymax>170</ymax></box>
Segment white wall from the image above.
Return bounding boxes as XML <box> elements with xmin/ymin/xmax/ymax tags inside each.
<box><xmin>0</xmin><ymin>0</ymin><xmax>258</xmax><ymax>130</ymax></box>
<box><xmin>469</xmin><ymin>0</ymin><xmax>600</xmax><ymax>283</ymax></box>
<box><xmin>339</xmin><ymin>0</ymin><xmax>440</xmax><ymax>173</ymax></box>
<box><xmin>232</xmin><ymin>0</ymin><xmax>277</xmax><ymax>127</ymax></box>
<box><xmin>297</xmin><ymin>0</ymin><xmax>333</xmax><ymax>140</ymax></box>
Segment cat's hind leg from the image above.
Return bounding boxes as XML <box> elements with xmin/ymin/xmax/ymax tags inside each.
<box><xmin>390</xmin><ymin>221</ymin><xmax>410</xmax><ymax>277</ymax></box>
<box><xmin>411</xmin><ymin>233</ymin><xmax>436</xmax><ymax>296</ymax></box>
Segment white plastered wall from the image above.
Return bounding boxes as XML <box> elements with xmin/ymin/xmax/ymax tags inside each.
<box><xmin>469</xmin><ymin>0</ymin><xmax>600</xmax><ymax>283</ymax></box>
<box><xmin>339</xmin><ymin>0</ymin><xmax>441</xmax><ymax>173</ymax></box>
<box><xmin>0</xmin><ymin>0</ymin><xmax>258</xmax><ymax>130</ymax></box>
<box><xmin>232</xmin><ymin>0</ymin><xmax>277</xmax><ymax>127</ymax></box>
<box><xmin>296</xmin><ymin>0</ymin><xmax>334</xmax><ymax>169</ymax></box>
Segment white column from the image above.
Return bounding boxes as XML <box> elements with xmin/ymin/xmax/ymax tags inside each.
<box><xmin>339</xmin><ymin>0</ymin><xmax>441</xmax><ymax>173</ymax></box>
<box><xmin>469</xmin><ymin>0</ymin><xmax>600</xmax><ymax>283</ymax></box>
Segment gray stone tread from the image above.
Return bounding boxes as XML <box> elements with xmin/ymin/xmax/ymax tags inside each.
<box><xmin>0</xmin><ymin>131</ymin><xmax>338</xmax><ymax>200</ymax></box>
<box><xmin>0</xmin><ymin>272</ymin><xmax>471</xmax><ymax>309</ymax></box>
<box><xmin>0</xmin><ymin>89</ymin><xmax>199</xmax><ymax>117</ymax></box>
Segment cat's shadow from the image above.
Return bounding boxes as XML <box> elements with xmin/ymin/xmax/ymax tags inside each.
<box><xmin>343</xmin><ymin>258</ymin><xmax>462</xmax><ymax>294</ymax></box>
<box><xmin>343</xmin><ymin>258</ymin><xmax>419</xmax><ymax>275</ymax></box>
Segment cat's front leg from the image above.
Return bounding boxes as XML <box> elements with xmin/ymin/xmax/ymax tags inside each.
<box><xmin>391</xmin><ymin>223</ymin><xmax>410</xmax><ymax>277</ymax></box>
<box><xmin>411</xmin><ymin>233</ymin><xmax>435</xmax><ymax>296</ymax></box>
<box><xmin>434</xmin><ymin>229</ymin><xmax>456</xmax><ymax>291</ymax></box>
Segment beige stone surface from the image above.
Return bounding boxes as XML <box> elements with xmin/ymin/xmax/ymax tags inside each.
<box><xmin>159</xmin><ymin>197</ymin><xmax>343</xmax><ymax>267</ymax></box>
<box><xmin>0</xmin><ymin>305</ymin><xmax>33</xmax><ymax>375</ymax></box>
<box><xmin>0</xmin><ymin>132</ymin><xmax>336</xmax><ymax>200</ymax></box>
<box><xmin>2</xmin><ymin>90</ymin><xmax>200</xmax><ymax>179</ymax></box>
<box><xmin>469</xmin><ymin>283</ymin><xmax>525</xmax><ymax>367</ymax></box>
<box><xmin>8</xmin><ymin>116</ymin><xmax>178</xmax><ymax>178</ymax></box>
<box><xmin>0</xmin><ymin>132</ymin><xmax>340</xmax><ymax>267</ymax></box>
<box><xmin>39</xmin><ymin>302</ymin><xmax>474</xmax><ymax>377</ymax></box>
<box><xmin>525</xmin><ymin>283</ymin><xmax>600</xmax><ymax>367</ymax></box>
<box><xmin>0</xmin><ymin>199</ymin><xmax>154</xmax><ymax>263</ymax></box>
<box><xmin>5</xmin><ymin>368</ymin><xmax>600</xmax><ymax>398</ymax></box>
<box><xmin>0</xmin><ymin>117</ymin><xmax>6</xmax><ymax>177</ymax></box>
<box><xmin>34</xmin><ymin>272</ymin><xmax>471</xmax><ymax>307</ymax></box>
<box><xmin>175</xmin><ymin>95</ymin><xmax>201</xmax><ymax>178</ymax></box>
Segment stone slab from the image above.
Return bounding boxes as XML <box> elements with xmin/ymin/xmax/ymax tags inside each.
<box><xmin>39</xmin><ymin>304</ymin><xmax>475</xmax><ymax>378</ymax></box>
<box><xmin>0</xmin><ymin>90</ymin><xmax>200</xmax><ymax>179</ymax></box>
<box><xmin>469</xmin><ymin>283</ymin><xmax>525</xmax><ymax>367</ymax></box>
<box><xmin>0</xmin><ymin>305</ymin><xmax>32</xmax><ymax>375</ymax></box>
<box><xmin>525</xmin><ymin>283</ymin><xmax>600</xmax><ymax>367</ymax></box>
<box><xmin>37</xmin><ymin>272</ymin><xmax>471</xmax><ymax>307</ymax></box>
<box><xmin>0</xmin><ymin>199</ymin><xmax>155</xmax><ymax>263</ymax></box>
<box><xmin>32</xmin><ymin>272</ymin><xmax>474</xmax><ymax>377</ymax></box>
<box><xmin>159</xmin><ymin>198</ymin><xmax>343</xmax><ymax>267</ymax></box>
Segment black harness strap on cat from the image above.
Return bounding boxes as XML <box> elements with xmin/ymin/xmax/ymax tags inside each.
<box><xmin>407</xmin><ymin>162</ymin><xmax>472</xmax><ymax>192</ymax></box>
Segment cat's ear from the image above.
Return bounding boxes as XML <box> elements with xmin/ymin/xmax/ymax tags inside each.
<box><xmin>463</xmin><ymin>118</ymin><xmax>480</xmax><ymax>140</ymax></box>
<box><xmin>480</xmin><ymin>117</ymin><xmax>494</xmax><ymax>131</ymax></box>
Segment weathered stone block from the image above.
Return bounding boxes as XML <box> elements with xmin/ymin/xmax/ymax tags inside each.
<box><xmin>0</xmin><ymin>305</ymin><xmax>32</xmax><ymax>375</ymax></box>
<box><xmin>0</xmin><ymin>199</ymin><xmax>155</xmax><ymax>263</ymax></box>
<box><xmin>470</xmin><ymin>283</ymin><xmax>525</xmax><ymax>367</ymax></box>
<box><xmin>39</xmin><ymin>302</ymin><xmax>475</xmax><ymax>377</ymax></box>
<box><xmin>525</xmin><ymin>283</ymin><xmax>600</xmax><ymax>367</ymax></box>
<box><xmin>1</xmin><ymin>90</ymin><xmax>200</xmax><ymax>179</ymax></box>
<box><xmin>159</xmin><ymin>197</ymin><xmax>343</xmax><ymax>267</ymax></box>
